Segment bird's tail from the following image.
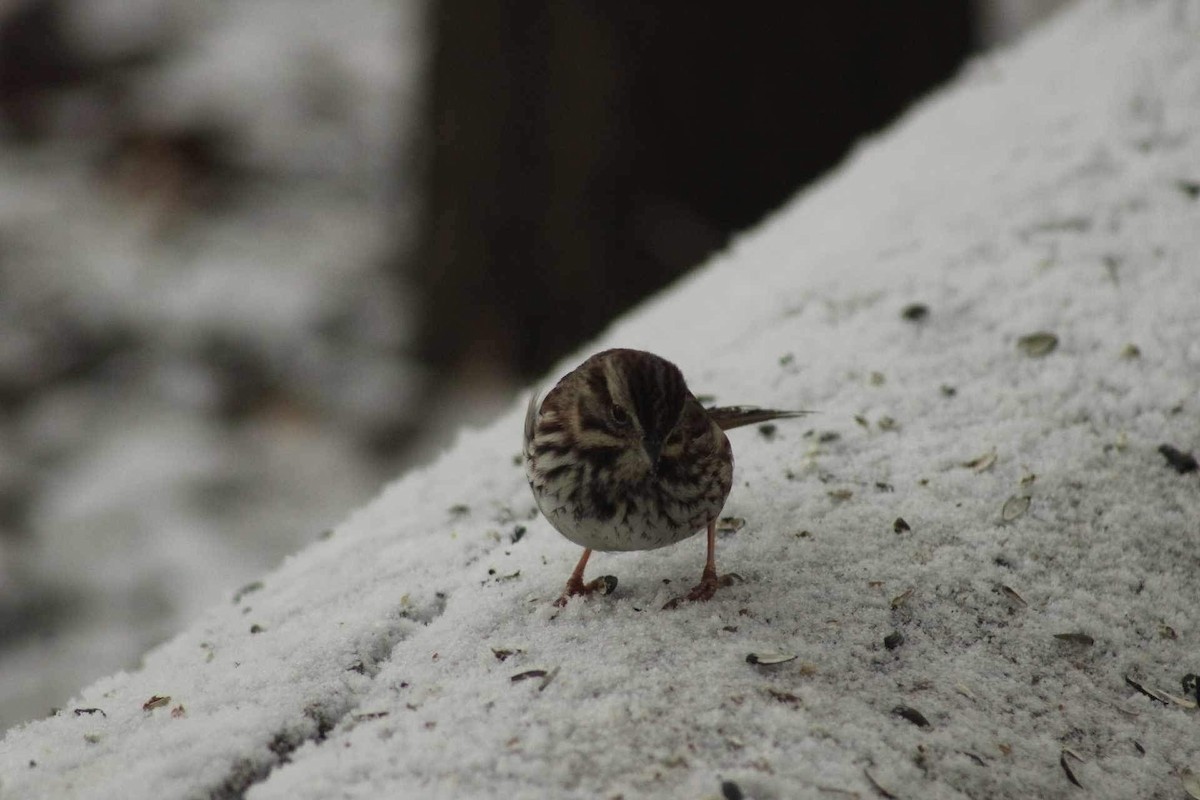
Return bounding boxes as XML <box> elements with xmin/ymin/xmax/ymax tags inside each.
<box><xmin>706</xmin><ymin>406</ymin><xmax>811</xmax><ymax>431</ymax></box>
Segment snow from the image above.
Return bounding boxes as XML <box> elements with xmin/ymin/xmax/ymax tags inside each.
<box><xmin>0</xmin><ymin>0</ymin><xmax>425</xmax><ymax>730</ymax></box>
<box><xmin>5</xmin><ymin>1</ymin><xmax>1200</xmax><ymax>798</ymax></box>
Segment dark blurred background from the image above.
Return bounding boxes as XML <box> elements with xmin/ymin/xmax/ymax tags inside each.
<box><xmin>0</xmin><ymin>0</ymin><xmax>1065</xmax><ymax>729</ymax></box>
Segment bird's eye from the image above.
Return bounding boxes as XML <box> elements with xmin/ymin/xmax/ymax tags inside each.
<box><xmin>610</xmin><ymin>405</ymin><xmax>631</xmax><ymax>426</ymax></box>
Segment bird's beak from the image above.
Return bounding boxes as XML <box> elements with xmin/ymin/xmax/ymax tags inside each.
<box><xmin>643</xmin><ymin>437</ymin><xmax>662</xmax><ymax>469</ymax></box>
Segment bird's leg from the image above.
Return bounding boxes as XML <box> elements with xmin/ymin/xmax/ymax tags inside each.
<box><xmin>554</xmin><ymin>549</ymin><xmax>618</xmax><ymax>606</ymax></box>
<box><xmin>664</xmin><ymin>521</ymin><xmax>739</xmax><ymax>609</ymax></box>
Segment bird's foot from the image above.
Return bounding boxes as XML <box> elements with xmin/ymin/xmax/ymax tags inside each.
<box><xmin>553</xmin><ymin>574</ymin><xmax>618</xmax><ymax>607</ymax></box>
<box><xmin>663</xmin><ymin>570</ymin><xmax>742</xmax><ymax>610</ymax></box>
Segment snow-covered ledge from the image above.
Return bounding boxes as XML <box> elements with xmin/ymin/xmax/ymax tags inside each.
<box><xmin>6</xmin><ymin>3</ymin><xmax>1200</xmax><ymax>798</ymax></box>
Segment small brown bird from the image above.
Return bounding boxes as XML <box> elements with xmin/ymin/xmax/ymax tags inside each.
<box><xmin>524</xmin><ymin>348</ymin><xmax>805</xmax><ymax>608</ymax></box>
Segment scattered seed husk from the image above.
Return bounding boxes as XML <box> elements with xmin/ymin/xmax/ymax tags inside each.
<box><xmin>1027</xmin><ymin>216</ymin><xmax>1092</xmax><ymax>236</ymax></box>
<box><xmin>854</xmin><ymin>415</ymin><xmax>869</xmax><ymax>429</ymax></box>
<box><xmin>142</xmin><ymin>695</ymin><xmax>171</xmax><ymax>711</ymax></box>
<box><xmin>955</xmin><ymin>683</ymin><xmax>978</xmax><ymax>702</ymax></box>
<box><xmin>901</xmin><ymin>303</ymin><xmax>929</xmax><ymax>322</ymax></box>
<box><xmin>538</xmin><ymin>666</ymin><xmax>560</xmax><ymax>692</ymax></box>
<box><xmin>722</xmin><ymin>779</ymin><xmax>745</xmax><ymax>800</ymax></box>
<box><xmin>891</xmin><ymin>705</ymin><xmax>930</xmax><ymax>728</ymax></box>
<box><xmin>1124</xmin><ymin>675</ymin><xmax>1170</xmax><ymax>705</ymax></box>
<box><xmin>818</xmin><ymin>431</ymin><xmax>841</xmax><ymax>443</ymax></box>
<box><xmin>1133</xmin><ymin>740</ymin><xmax>1145</xmax><ymax>755</ymax></box>
<box><xmin>1053</xmin><ymin>632</ymin><xmax>1094</xmax><ymax>646</ymax></box>
<box><xmin>870</xmin><ymin>372</ymin><xmax>886</xmax><ymax>386</ymax></box>
<box><xmin>250</xmin><ymin>624</ymin><xmax>265</xmax><ymax>634</ymax></box>
<box><xmin>1183</xmin><ymin>769</ymin><xmax>1200</xmax><ymax>800</ymax></box>
<box><xmin>486</xmin><ymin>568</ymin><xmax>521</xmax><ymax>582</ymax></box>
<box><xmin>1158</xmin><ymin>690</ymin><xmax>1197</xmax><ymax>709</ymax></box>
<box><xmin>875</xmin><ymin>482</ymin><xmax>894</xmax><ymax>492</ymax></box>
<box><xmin>1177</xmin><ymin>180</ymin><xmax>1200</xmax><ymax>200</ymax></box>
<box><xmin>890</xmin><ymin>588</ymin><xmax>914</xmax><ymax>609</ymax></box>
<box><xmin>1120</xmin><ymin>343</ymin><xmax>1141</xmax><ymax>359</ymax></box>
<box><xmin>863</xmin><ymin>767</ymin><xmax>898</xmax><ymax>799</ymax></box>
<box><xmin>746</xmin><ymin>652</ymin><xmax>797</xmax><ymax>666</ymax></box>
<box><xmin>511</xmin><ymin>525</ymin><xmax>526</xmax><ymax>543</ymax></box>
<box><xmin>232</xmin><ymin>581</ymin><xmax>264</xmax><ymax>604</ymax></box>
<box><xmin>877</xmin><ymin>416</ymin><xmax>898</xmax><ymax>431</ymax></box>
<box><xmin>999</xmin><ymin>585</ymin><xmax>1028</xmax><ymax>607</ymax></box>
<box><xmin>73</xmin><ymin>708</ymin><xmax>106</xmax><ymax>717</ymax></box>
<box><xmin>893</xmin><ymin>517</ymin><xmax>910</xmax><ymax>534</ymax></box>
<box><xmin>962</xmin><ymin>450</ymin><xmax>997</xmax><ymax>472</ymax></box>
<box><xmin>828</xmin><ymin>489</ymin><xmax>853</xmax><ymax>502</ymax></box>
<box><xmin>1159</xmin><ymin>623</ymin><xmax>1178</xmax><ymax>640</ymax></box>
<box><xmin>448</xmin><ymin>504</ymin><xmax>470</xmax><ymax>517</ymax></box>
<box><xmin>1017</xmin><ymin>332</ymin><xmax>1058</xmax><ymax>357</ymax></box>
<box><xmin>883</xmin><ymin>631</ymin><xmax>905</xmax><ymax>650</ymax></box>
<box><xmin>352</xmin><ymin>711</ymin><xmax>390</xmax><ymax>722</ymax></box>
<box><xmin>1109</xmin><ymin>701</ymin><xmax>1142</xmax><ymax>719</ymax></box>
<box><xmin>491</xmin><ymin>648</ymin><xmax>521</xmax><ymax>662</ymax></box>
<box><xmin>758</xmin><ymin>424</ymin><xmax>778</xmax><ymax>440</ymax></box>
<box><xmin>766</xmin><ymin>688</ymin><xmax>802</xmax><ymax>706</ymax></box>
<box><xmin>1001</xmin><ymin>495</ymin><xmax>1031</xmax><ymax>522</ymax></box>
<box><xmin>1020</xmin><ymin>473</ymin><xmax>1037</xmax><ymax>486</ymax></box>
<box><xmin>1159</xmin><ymin>444</ymin><xmax>1198</xmax><ymax>474</ymax></box>
<box><xmin>170</xmin><ymin>705</ymin><xmax>186</xmax><ymax>718</ymax></box>
<box><xmin>510</xmin><ymin>669</ymin><xmax>548</xmax><ymax>684</ymax></box>
<box><xmin>717</xmin><ymin>517</ymin><xmax>746</xmax><ymax>533</ymax></box>
<box><xmin>960</xmin><ymin>751</ymin><xmax>987</xmax><ymax>767</ymax></box>
<box><xmin>1060</xmin><ymin>750</ymin><xmax>1084</xmax><ymax>789</ymax></box>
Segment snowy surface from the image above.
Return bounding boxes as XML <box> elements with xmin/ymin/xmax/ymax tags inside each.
<box><xmin>0</xmin><ymin>0</ymin><xmax>425</xmax><ymax>729</ymax></box>
<box><xmin>5</xmin><ymin>1</ymin><xmax>1200</xmax><ymax>798</ymax></box>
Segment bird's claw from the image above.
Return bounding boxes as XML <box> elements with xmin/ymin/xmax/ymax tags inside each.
<box><xmin>663</xmin><ymin>571</ymin><xmax>740</xmax><ymax>610</ymax></box>
<box><xmin>553</xmin><ymin>574</ymin><xmax>618</xmax><ymax>606</ymax></box>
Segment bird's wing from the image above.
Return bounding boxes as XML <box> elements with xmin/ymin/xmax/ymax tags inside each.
<box><xmin>523</xmin><ymin>391</ymin><xmax>542</xmax><ymax>453</ymax></box>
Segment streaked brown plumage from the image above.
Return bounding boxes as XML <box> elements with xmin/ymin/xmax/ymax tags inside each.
<box><xmin>523</xmin><ymin>348</ymin><xmax>805</xmax><ymax>607</ymax></box>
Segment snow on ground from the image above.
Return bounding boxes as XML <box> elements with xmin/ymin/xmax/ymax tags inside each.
<box><xmin>4</xmin><ymin>1</ymin><xmax>1200</xmax><ymax>798</ymax></box>
<box><xmin>0</xmin><ymin>0</ymin><xmax>424</xmax><ymax>729</ymax></box>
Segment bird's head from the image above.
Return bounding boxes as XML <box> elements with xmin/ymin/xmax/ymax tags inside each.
<box><xmin>568</xmin><ymin>348</ymin><xmax>689</xmax><ymax>479</ymax></box>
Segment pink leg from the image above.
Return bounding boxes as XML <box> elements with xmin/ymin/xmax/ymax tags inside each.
<box><xmin>664</xmin><ymin>521</ymin><xmax>739</xmax><ymax>609</ymax></box>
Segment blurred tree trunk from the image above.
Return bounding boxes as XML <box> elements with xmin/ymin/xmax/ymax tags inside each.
<box><xmin>416</xmin><ymin>2</ymin><xmax>974</xmax><ymax>393</ymax></box>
